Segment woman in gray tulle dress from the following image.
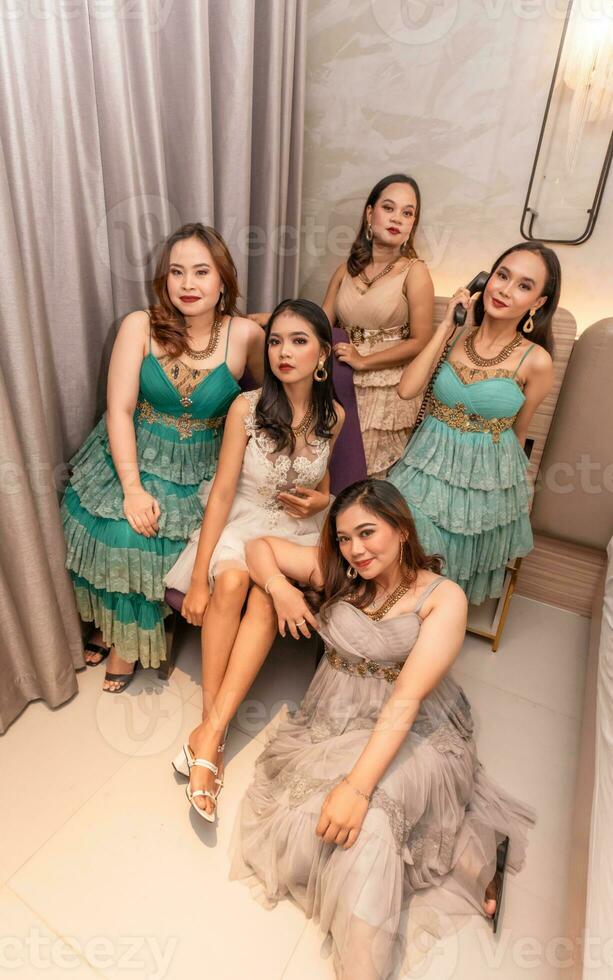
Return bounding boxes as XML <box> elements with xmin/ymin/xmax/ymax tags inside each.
<box><xmin>231</xmin><ymin>479</ymin><xmax>535</xmax><ymax>979</ymax></box>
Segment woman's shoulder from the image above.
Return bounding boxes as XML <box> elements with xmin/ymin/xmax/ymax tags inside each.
<box><xmin>332</xmin><ymin>399</ymin><xmax>345</xmax><ymax>420</ymax></box>
<box><xmin>228</xmin><ymin>313</ymin><xmax>262</xmax><ymax>339</ymax></box>
<box><xmin>402</xmin><ymin>255</ymin><xmax>432</xmax><ymax>289</ymax></box>
<box><xmin>120</xmin><ymin>309</ymin><xmax>151</xmax><ymax>331</ymax></box>
<box><xmin>422</xmin><ymin>575</ymin><xmax>467</xmax><ymax>614</ymax></box>
<box><xmin>521</xmin><ymin>339</ymin><xmax>552</xmax><ymax>370</ymax></box>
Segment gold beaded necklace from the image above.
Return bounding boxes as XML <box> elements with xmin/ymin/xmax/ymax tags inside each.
<box><xmin>464</xmin><ymin>328</ymin><xmax>522</xmax><ymax>368</ymax></box>
<box><xmin>291</xmin><ymin>405</ymin><xmax>314</xmax><ymax>437</ymax></box>
<box><xmin>357</xmin><ymin>256</ymin><xmax>399</xmax><ymax>294</ymax></box>
<box><xmin>363</xmin><ymin>579</ymin><xmax>411</xmax><ymax>621</ymax></box>
<box><xmin>186</xmin><ymin>316</ymin><xmax>223</xmax><ymax>360</ymax></box>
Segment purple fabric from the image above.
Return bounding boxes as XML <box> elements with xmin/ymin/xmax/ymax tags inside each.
<box><xmin>329</xmin><ymin>326</ymin><xmax>367</xmax><ymax>495</ymax></box>
<box><xmin>165</xmin><ymin>587</ymin><xmax>184</xmax><ymax>612</ymax></box>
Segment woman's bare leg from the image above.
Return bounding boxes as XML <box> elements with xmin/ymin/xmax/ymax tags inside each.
<box><xmin>188</xmin><ymin>585</ymin><xmax>278</xmax><ymax>814</ymax></box>
<box><xmin>200</xmin><ymin>568</ymin><xmax>250</xmax><ymax>724</ymax></box>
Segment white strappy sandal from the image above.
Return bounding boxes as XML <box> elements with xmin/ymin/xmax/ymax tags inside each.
<box><xmin>171</xmin><ymin>729</ymin><xmax>228</xmax><ymax>823</ymax></box>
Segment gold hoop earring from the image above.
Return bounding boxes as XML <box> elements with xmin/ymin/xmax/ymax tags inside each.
<box><xmin>365</xmin><ymin>222</ymin><xmax>373</xmax><ymax>242</ymax></box>
<box><xmin>314</xmin><ymin>363</ymin><xmax>328</xmax><ymax>382</ymax></box>
<box><xmin>523</xmin><ymin>308</ymin><xmax>536</xmax><ymax>334</ymax></box>
<box><xmin>346</xmin><ymin>564</ymin><xmax>357</xmax><ymax>580</ymax></box>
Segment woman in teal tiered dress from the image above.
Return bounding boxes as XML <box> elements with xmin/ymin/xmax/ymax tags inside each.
<box><xmin>61</xmin><ymin>223</ymin><xmax>264</xmax><ymax>691</ymax></box>
<box><xmin>388</xmin><ymin>242</ymin><xmax>560</xmax><ymax>604</ymax></box>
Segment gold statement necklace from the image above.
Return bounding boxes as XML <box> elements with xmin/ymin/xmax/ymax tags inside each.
<box><xmin>186</xmin><ymin>316</ymin><xmax>223</xmax><ymax>360</ymax></box>
<box><xmin>363</xmin><ymin>579</ymin><xmax>411</xmax><ymax>622</ymax></box>
<box><xmin>291</xmin><ymin>405</ymin><xmax>314</xmax><ymax>437</ymax></box>
<box><xmin>464</xmin><ymin>328</ymin><xmax>522</xmax><ymax>368</ymax></box>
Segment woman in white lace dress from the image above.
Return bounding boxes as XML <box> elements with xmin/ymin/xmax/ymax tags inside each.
<box><xmin>165</xmin><ymin>298</ymin><xmax>344</xmax><ymax>820</ymax></box>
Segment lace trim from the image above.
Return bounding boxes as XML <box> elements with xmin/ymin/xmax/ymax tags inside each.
<box><xmin>157</xmin><ymin>355</ymin><xmax>210</xmax><ymax>402</ymax></box>
<box><xmin>448</xmin><ymin>360</ymin><xmax>526</xmax><ymax>391</ymax></box>
<box><xmin>270</xmin><ymin>768</ymin><xmax>409</xmax><ymax>852</ymax></box>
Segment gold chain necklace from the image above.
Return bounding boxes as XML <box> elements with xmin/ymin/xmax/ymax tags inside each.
<box><xmin>464</xmin><ymin>328</ymin><xmax>522</xmax><ymax>368</ymax></box>
<box><xmin>291</xmin><ymin>405</ymin><xmax>314</xmax><ymax>437</ymax></box>
<box><xmin>363</xmin><ymin>579</ymin><xmax>411</xmax><ymax>621</ymax></box>
<box><xmin>186</xmin><ymin>316</ymin><xmax>223</xmax><ymax>360</ymax></box>
<box><xmin>357</xmin><ymin>257</ymin><xmax>399</xmax><ymax>293</ymax></box>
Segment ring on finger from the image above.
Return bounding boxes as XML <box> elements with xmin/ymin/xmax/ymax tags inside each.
<box><xmin>295</xmin><ymin>618</ymin><xmax>306</xmax><ymax>626</ymax></box>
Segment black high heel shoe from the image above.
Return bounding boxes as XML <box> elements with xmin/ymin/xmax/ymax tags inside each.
<box><xmin>489</xmin><ymin>835</ymin><xmax>510</xmax><ymax>935</ymax></box>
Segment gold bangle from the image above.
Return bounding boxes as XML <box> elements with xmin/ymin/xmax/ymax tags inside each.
<box><xmin>264</xmin><ymin>572</ymin><xmax>287</xmax><ymax>594</ymax></box>
<box><xmin>342</xmin><ymin>775</ymin><xmax>371</xmax><ymax>802</ymax></box>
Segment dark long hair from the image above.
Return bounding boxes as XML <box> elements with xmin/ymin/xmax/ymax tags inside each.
<box><xmin>318</xmin><ymin>479</ymin><xmax>443</xmax><ymax>621</ymax></box>
<box><xmin>149</xmin><ymin>223</ymin><xmax>239</xmax><ymax>357</ymax></box>
<box><xmin>473</xmin><ymin>241</ymin><xmax>561</xmax><ymax>355</ymax></box>
<box><xmin>255</xmin><ymin>299</ymin><xmax>338</xmax><ymax>453</ymax></box>
<box><xmin>347</xmin><ymin>173</ymin><xmax>422</xmax><ymax>278</ymax></box>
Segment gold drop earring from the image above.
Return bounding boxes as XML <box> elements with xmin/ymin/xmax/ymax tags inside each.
<box><xmin>523</xmin><ymin>308</ymin><xmax>536</xmax><ymax>334</ymax></box>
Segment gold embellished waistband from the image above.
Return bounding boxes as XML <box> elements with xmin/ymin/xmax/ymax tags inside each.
<box><xmin>429</xmin><ymin>398</ymin><xmax>516</xmax><ymax>443</ymax></box>
<box><xmin>136</xmin><ymin>399</ymin><xmax>225</xmax><ymax>441</ymax></box>
<box><xmin>326</xmin><ymin>647</ymin><xmax>404</xmax><ymax>683</ymax></box>
<box><xmin>346</xmin><ymin>323</ymin><xmax>410</xmax><ymax>347</ymax></box>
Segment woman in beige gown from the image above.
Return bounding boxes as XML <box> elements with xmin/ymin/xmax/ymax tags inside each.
<box><xmin>323</xmin><ymin>173</ymin><xmax>434</xmax><ymax>478</ymax></box>
<box><xmin>232</xmin><ymin>479</ymin><xmax>534</xmax><ymax>979</ymax></box>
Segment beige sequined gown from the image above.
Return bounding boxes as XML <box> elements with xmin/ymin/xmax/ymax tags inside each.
<box><xmin>335</xmin><ymin>258</ymin><xmax>424</xmax><ymax>478</ymax></box>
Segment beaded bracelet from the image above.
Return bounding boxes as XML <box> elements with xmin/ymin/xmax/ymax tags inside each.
<box><xmin>264</xmin><ymin>572</ymin><xmax>287</xmax><ymax>594</ymax></box>
<box><xmin>343</xmin><ymin>775</ymin><xmax>371</xmax><ymax>802</ymax></box>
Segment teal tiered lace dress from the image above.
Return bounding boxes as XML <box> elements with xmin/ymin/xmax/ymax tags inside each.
<box><xmin>388</xmin><ymin>339</ymin><xmax>536</xmax><ymax>604</ymax></box>
<box><xmin>61</xmin><ymin>324</ymin><xmax>240</xmax><ymax>667</ymax></box>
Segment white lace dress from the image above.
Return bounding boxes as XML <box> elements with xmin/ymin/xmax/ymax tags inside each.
<box><xmin>164</xmin><ymin>389</ymin><xmax>331</xmax><ymax>591</ymax></box>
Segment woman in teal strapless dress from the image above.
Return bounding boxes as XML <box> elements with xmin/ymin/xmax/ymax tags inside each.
<box><xmin>388</xmin><ymin>242</ymin><xmax>560</xmax><ymax>604</ymax></box>
<box><xmin>61</xmin><ymin>223</ymin><xmax>264</xmax><ymax>690</ymax></box>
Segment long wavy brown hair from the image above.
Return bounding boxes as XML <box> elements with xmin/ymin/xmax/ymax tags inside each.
<box><xmin>317</xmin><ymin>479</ymin><xmax>443</xmax><ymax>622</ymax></box>
<box><xmin>347</xmin><ymin>173</ymin><xmax>422</xmax><ymax>278</ymax></box>
<box><xmin>149</xmin><ymin>223</ymin><xmax>239</xmax><ymax>356</ymax></box>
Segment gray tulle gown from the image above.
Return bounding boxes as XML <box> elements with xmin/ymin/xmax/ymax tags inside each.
<box><xmin>231</xmin><ymin>577</ymin><xmax>535</xmax><ymax>979</ymax></box>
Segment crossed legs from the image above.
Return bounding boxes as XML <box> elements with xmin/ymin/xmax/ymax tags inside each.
<box><xmin>188</xmin><ymin>572</ymin><xmax>278</xmax><ymax>815</ymax></box>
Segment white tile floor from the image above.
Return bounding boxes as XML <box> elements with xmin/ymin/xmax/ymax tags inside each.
<box><xmin>1</xmin><ymin>596</ymin><xmax>589</xmax><ymax>979</ymax></box>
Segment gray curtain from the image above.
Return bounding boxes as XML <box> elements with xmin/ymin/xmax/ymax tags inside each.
<box><xmin>0</xmin><ymin>0</ymin><xmax>307</xmax><ymax>733</ymax></box>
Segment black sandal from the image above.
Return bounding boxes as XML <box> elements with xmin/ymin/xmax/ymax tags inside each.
<box><xmin>84</xmin><ymin>641</ymin><xmax>111</xmax><ymax>667</ymax></box>
<box><xmin>490</xmin><ymin>835</ymin><xmax>510</xmax><ymax>935</ymax></box>
<box><xmin>103</xmin><ymin>662</ymin><xmax>139</xmax><ymax>694</ymax></box>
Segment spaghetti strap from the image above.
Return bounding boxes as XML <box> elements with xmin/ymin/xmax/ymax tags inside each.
<box><xmin>448</xmin><ymin>324</ymin><xmax>468</xmax><ymax>353</ymax></box>
<box><xmin>512</xmin><ymin>342</ymin><xmax>536</xmax><ymax>377</ymax></box>
<box><xmin>145</xmin><ymin>309</ymin><xmax>152</xmax><ymax>353</ymax></box>
<box><xmin>225</xmin><ymin>316</ymin><xmax>233</xmax><ymax>359</ymax></box>
<box><xmin>412</xmin><ymin>575</ymin><xmax>446</xmax><ymax>615</ymax></box>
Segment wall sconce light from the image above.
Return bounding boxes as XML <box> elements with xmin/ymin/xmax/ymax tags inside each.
<box><xmin>521</xmin><ymin>0</ymin><xmax>613</xmax><ymax>244</ymax></box>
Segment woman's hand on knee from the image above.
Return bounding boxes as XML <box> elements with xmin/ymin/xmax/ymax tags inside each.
<box><xmin>316</xmin><ymin>782</ymin><xmax>368</xmax><ymax>849</ymax></box>
<box><xmin>267</xmin><ymin>578</ymin><xmax>318</xmax><ymax>640</ymax></box>
<box><xmin>182</xmin><ymin>580</ymin><xmax>210</xmax><ymax>626</ymax></box>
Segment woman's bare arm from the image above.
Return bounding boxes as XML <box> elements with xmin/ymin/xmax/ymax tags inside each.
<box><xmin>240</xmin><ymin>316</ymin><xmax>266</xmax><ymax>385</ymax></box>
<box><xmin>321</xmin><ymin>262</ymin><xmax>346</xmax><ymax>328</ymax></box>
<box><xmin>106</xmin><ymin>310</ymin><xmax>161</xmax><ymax>537</ymax></box>
<box><xmin>245</xmin><ymin>537</ymin><xmax>322</xmax><ymax>638</ymax></box>
<box><xmin>513</xmin><ymin>347</ymin><xmax>554</xmax><ymax>448</ymax></box>
<box><xmin>396</xmin><ymin>288</ymin><xmax>475</xmax><ymax>400</ymax></box>
<box><xmin>316</xmin><ymin>580</ymin><xmax>468</xmax><ymax>848</ymax></box>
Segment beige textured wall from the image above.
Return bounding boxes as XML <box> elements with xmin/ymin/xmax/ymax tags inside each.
<box><xmin>299</xmin><ymin>0</ymin><xmax>613</xmax><ymax>333</ymax></box>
